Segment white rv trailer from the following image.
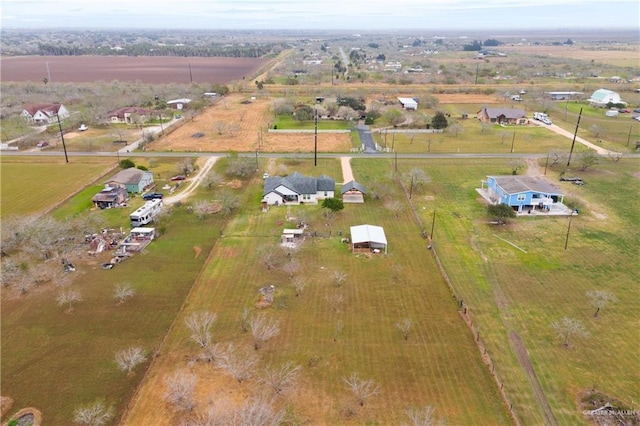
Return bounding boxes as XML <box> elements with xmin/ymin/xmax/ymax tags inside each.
<box><xmin>130</xmin><ymin>199</ymin><xmax>163</xmax><ymax>227</ymax></box>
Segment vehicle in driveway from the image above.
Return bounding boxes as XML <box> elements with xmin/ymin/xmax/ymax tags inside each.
<box><xmin>142</xmin><ymin>192</ymin><xmax>164</xmax><ymax>200</ymax></box>
<box><xmin>36</xmin><ymin>141</ymin><xmax>49</xmax><ymax>147</ymax></box>
<box><xmin>560</xmin><ymin>176</ymin><xmax>584</xmax><ymax>183</ymax></box>
<box><xmin>170</xmin><ymin>175</ymin><xmax>186</xmax><ymax>181</ymax></box>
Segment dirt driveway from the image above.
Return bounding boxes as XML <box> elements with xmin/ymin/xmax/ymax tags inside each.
<box><xmin>163</xmin><ymin>156</ymin><xmax>219</xmax><ymax>205</ymax></box>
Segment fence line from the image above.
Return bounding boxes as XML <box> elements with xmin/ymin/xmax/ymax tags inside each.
<box><xmin>395</xmin><ymin>169</ymin><xmax>521</xmax><ymax>425</ymax></box>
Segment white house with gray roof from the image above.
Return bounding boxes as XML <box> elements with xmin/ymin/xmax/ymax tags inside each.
<box><xmin>262</xmin><ymin>172</ymin><xmax>335</xmax><ymax>205</ymax></box>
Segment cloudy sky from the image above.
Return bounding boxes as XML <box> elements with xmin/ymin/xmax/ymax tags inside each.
<box><xmin>2</xmin><ymin>0</ymin><xmax>639</xmax><ymax>30</ymax></box>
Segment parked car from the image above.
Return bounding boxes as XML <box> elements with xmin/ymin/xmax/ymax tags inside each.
<box><xmin>78</xmin><ymin>124</ymin><xmax>88</xmax><ymax>131</ymax></box>
<box><xmin>633</xmin><ymin>108</ymin><xmax>640</xmax><ymax>113</ymax></box>
<box><xmin>142</xmin><ymin>192</ymin><xmax>164</xmax><ymax>200</ymax></box>
<box><xmin>170</xmin><ymin>175</ymin><xmax>186</xmax><ymax>181</ymax></box>
<box><xmin>36</xmin><ymin>141</ymin><xmax>49</xmax><ymax>148</ymax></box>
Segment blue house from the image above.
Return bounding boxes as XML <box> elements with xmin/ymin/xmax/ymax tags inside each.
<box><xmin>481</xmin><ymin>176</ymin><xmax>566</xmax><ymax>213</ymax></box>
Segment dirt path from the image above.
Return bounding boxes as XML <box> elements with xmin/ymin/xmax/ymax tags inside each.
<box><xmin>163</xmin><ymin>156</ymin><xmax>219</xmax><ymax>205</ymax></box>
<box><xmin>340</xmin><ymin>157</ymin><xmax>355</xmax><ymax>184</ymax></box>
<box><xmin>537</xmin><ymin>122</ymin><xmax>612</xmax><ymax>155</ymax></box>
<box><xmin>509</xmin><ymin>331</ymin><xmax>558</xmax><ymax>426</ymax></box>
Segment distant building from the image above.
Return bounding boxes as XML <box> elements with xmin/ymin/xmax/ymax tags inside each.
<box><xmin>545</xmin><ymin>91</ymin><xmax>584</xmax><ymax>101</ymax></box>
<box><xmin>106</xmin><ymin>107</ymin><xmax>156</xmax><ymax>124</ymax></box>
<box><xmin>166</xmin><ymin>98</ymin><xmax>191</xmax><ymax>110</ymax></box>
<box><xmin>589</xmin><ymin>89</ymin><xmax>624</xmax><ymax>107</ymax></box>
<box><xmin>398</xmin><ymin>97</ymin><xmax>418</xmax><ymax>110</ymax></box>
<box><xmin>477</xmin><ymin>108</ymin><xmax>527</xmax><ymax>125</ymax></box>
<box><xmin>21</xmin><ymin>103</ymin><xmax>70</xmax><ymax>125</ymax></box>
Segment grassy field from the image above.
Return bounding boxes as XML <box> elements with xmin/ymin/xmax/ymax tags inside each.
<box><xmin>273</xmin><ymin>115</ymin><xmax>353</xmax><ymax>130</ymax></box>
<box><xmin>0</xmin><ymin>158</ymin><xmax>236</xmax><ymax>425</ymax></box>
<box><xmin>385</xmin><ymin>157</ymin><xmax>640</xmax><ymax>424</ymax></box>
<box><xmin>0</xmin><ymin>157</ymin><xmax>117</xmax><ymax>217</ymax></box>
<box><xmin>123</xmin><ymin>158</ymin><xmax>512</xmax><ymax>425</ymax></box>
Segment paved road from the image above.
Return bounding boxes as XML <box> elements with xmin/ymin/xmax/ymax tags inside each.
<box><xmin>356</xmin><ymin>124</ymin><xmax>377</xmax><ymax>153</ymax></box>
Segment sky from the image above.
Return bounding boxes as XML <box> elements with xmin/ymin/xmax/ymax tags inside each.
<box><xmin>2</xmin><ymin>0</ymin><xmax>639</xmax><ymax>31</ymax></box>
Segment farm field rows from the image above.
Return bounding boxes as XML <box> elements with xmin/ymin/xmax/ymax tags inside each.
<box><xmin>0</xmin><ymin>157</ymin><xmax>117</xmax><ymax>217</ymax></box>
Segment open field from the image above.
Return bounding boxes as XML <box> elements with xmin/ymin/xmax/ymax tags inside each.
<box><xmin>0</xmin><ymin>157</ymin><xmax>117</xmax><ymax>217</ymax></box>
<box><xmin>0</xmin><ymin>158</ymin><xmax>232</xmax><ymax>425</ymax></box>
<box><xmin>500</xmin><ymin>44</ymin><xmax>640</xmax><ymax>67</ymax></box>
<box><xmin>123</xmin><ymin>158</ymin><xmax>512</xmax><ymax>425</ymax></box>
<box><xmin>0</xmin><ymin>56</ymin><xmax>270</xmax><ymax>84</ymax></box>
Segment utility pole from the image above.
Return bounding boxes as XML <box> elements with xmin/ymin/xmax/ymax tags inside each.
<box><xmin>394</xmin><ymin>151</ymin><xmax>398</xmax><ymax>172</ymax></box>
<box><xmin>510</xmin><ymin>130</ymin><xmax>516</xmax><ymax>153</ymax></box>
<box><xmin>627</xmin><ymin>124</ymin><xmax>632</xmax><ymax>146</ymax></box>
<box><xmin>567</xmin><ymin>107</ymin><xmax>582</xmax><ymax>167</ymax></box>
<box><xmin>430</xmin><ymin>210</ymin><xmax>436</xmax><ymax>240</ymax></box>
<box><xmin>56</xmin><ymin>113</ymin><xmax>69</xmax><ymax>163</ymax></box>
<box><xmin>544</xmin><ymin>153</ymin><xmax>549</xmax><ymax>175</ymax></box>
<box><xmin>314</xmin><ymin>110</ymin><xmax>318</xmax><ymax>166</ymax></box>
<box><xmin>475</xmin><ymin>63</ymin><xmax>479</xmax><ymax>85</ymax></box>
<box><xmin>188</xmin><ymin>63</ymin><xmax>193</xmax><ymax>83</ymax></box>
<box><xmin>255</xmin><ymin>149</ymin><xmax>259</xmax><ymax>171</ymax></box>
<box><xmin>564</xmin><ymin>214</ymin><xmax>573</xmax><ymax>250</ymax></box>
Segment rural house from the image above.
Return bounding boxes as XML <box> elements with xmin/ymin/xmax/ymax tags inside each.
<box><xmin>476</xmin><ymin>108</ymin><xmax>527</xmax><ymax>125</ymax></box>
<box><xmin>262</xmin><ymin>172</ymin><xmax>335</xmax><ymax>205</ymax></box>
<box><xmin>106</xmin><ymin>107</ymin><xmax>156</xmax><ymax>124</ymax></box>
<box><xmin>21</xmin><ymin>103</ymin><xmax>70</xmax><ymax>125</ymax></box>
<box><xmin>479</xmin><ymin>175</ymin><xmax>571</xmax><ymax>214</ymax></box>
<box><xmin>588</xmin><ymin>89</ymin><xmax>624</xmax><ymax>107</ymax></box>
<box><xmin>398</xmin><ymin>97</ymin><xmax>418</xmax><ymax>110</ymax></box>
<box><xmin>106</xmin><ymin>168</ymin><xmax>154</xmax><ymax>193</ymax></box>
<box><xmin>167</xmin><ymin>98</ymin><xmax>191</xmax><ymax>110</ymax></box>
<box><xmin>341</xmin><ymin>180</ymin><xmax>366</xmax><ymax>203</ymax></box>
<box><xmin>350</xmin><ymin>224</ymin><xmax>388</xmax><ymax>254</ymax></box>
<box><xmin>91</xmin><ymin>186</ymin><xmax>128</xmax><ymax>209</ymax></box>
<box><xmin>545</xmin><ymin>91</ymin><xmax>584</xmax><ymax>101</ymax></box>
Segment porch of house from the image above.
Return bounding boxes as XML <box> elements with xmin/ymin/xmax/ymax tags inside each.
<box><xmin>476</xmin><ymin>188</ymin><xmax>576</xmax><ymax>216</ymax></box>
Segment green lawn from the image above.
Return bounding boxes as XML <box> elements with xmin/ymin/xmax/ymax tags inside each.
<box><xmin>389</xmin><ymin>157</ymin><xmax>640</xmax><ymax>425</ymax></box>
<box><xmin>0</xmin><ymin>157</ymin><xmax>117</xmax><ymax>217</ymax></box>
<box><xmin>273</xmin><ymin>115</ymin><xmax>353</xmax><ymax>130</ymax></box>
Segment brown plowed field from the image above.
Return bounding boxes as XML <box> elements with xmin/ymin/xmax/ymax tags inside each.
<box><xmin>0</xmin><ymin>56</ymin><xmax>269</xmax><ymax>84</ymax></box>
<box><xmin>147</xmin><ymin>94</ymin><xmax>350</xmax><ymax>152</ymax></box>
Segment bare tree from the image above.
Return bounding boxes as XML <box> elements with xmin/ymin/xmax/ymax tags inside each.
<box><xmin>551</xmin><ymin>317</ymin><xmax>589</xmax><ymax>347</ymax></box>
<box><xmin>258</xmin><ymin>244</ymin><xmax>278</xmax><ymax>270</ymax></box>
<box><xmin>508</xmin><ymin>158</ymin><xmax>526</xmax><ymax>175</ymax></box>
<box><xmin>405</xmin><ymin>405</ymin><xmax>446</xmax><ymax>426</ymax></box>
<box><xmin>202</xmin><ymin>172</ymin><xmax>224</xmax><ymax>189</ymax></box>
<box><xmin>115</xmin><ymin>346</ymin><xmax>147</xmax><ymax>374</ymax></box>
<box><xmin>73</xmin><ymin>401</ymin><xmax>114</xmax><ymax>426</ymax></box>
<box><xmin>448</xmin><ymin>123</ymin><xmax>464</xmax><ymax>137</ymax></box>
<box><xmin>548</xmin><ymin>149</ymin><xmax>565</xmax><ymax>167</ymax></box>
<box><xmin>215</xmin><ymin>343</ymin><xmax>259</xmax><ymax>383</ymax></box>
<box><xmin>577</xmin><ymin>150</ymin><xmax>600</xmax><ymax>171</ymax></box>
<box><xmin>218</xmin><ymin>190</ymin><xmax>240</xmax><ymax>216</ymax></box>
<box><xmin>177</xmin><ymin>158</ymin><xmax>196</xmax><ymax>175</ymax></box>
<box><xmin>396</xmin><ymin>318</ymin><xmax>413</xmax><ymax>340</ymax></box>
<box><xmin>259</xmin><ymin>361</ymin><xmax>302</xmax><ymax>395</ymax></box>
<box><xmin>586</xmin><ymin>290</ymin><xmax>616</xmax><ymax>317</ymax></box>
<box><xmin>185</xmin><ymin>311</ymin><xmax>217</xmax><ymax>348</ymax></box>
<box><xmin>231</xmin><ymin>396</ymin><xmax>285</xmax><ymax>425</ymax></box>
<box><xmin>403</xmin><ymin>168</ymin><xmax>431</xmax><ymax>199</ymax></box>
<box><xmin>334</xmin><ymin>320</ymin><xmax>344</xmax><ymax>342</ymax></box>
<box><xmin>589</xmin><ymin>124</ymin><xmax>603</xmax><ymax>139</ymax></box>
<box><xmin>240</xmin><ymin>307</ymin><xmax>252</xmax><ymax>332</ymax></box>
<box><xmin>250</xmin><ymin>313</ymin><xmax>281</xmax><ymax>350</ymax></box>
<box><xmin>325</xmin><ymin>291</ymin><xmax>345</xmax><ymax>313</ymax></box>
<box><xmin>57</xmin><ymin>288</ymin><xmax>82</xmax><ymax>311</ymax></box>
<box><xmin>164</xmin><ymin>369</ymin><xmax>197</xmax><ymax>412</ymax></box>
<box><xmin>344</xmin><ymin>373</ymin><xmax>379</xmax><ymax>406</ymax></box>
<box><xmin>332</xmin><ymin>270</ymin><xmax>348</xmax><ymax>287</ymax></box>
<box><xmin>114</xmin><ymin>283</ymin><xmax>135</xmax><ymax>305</ymax></box>
<box><xmin>292</xmin><ymin>276</ymin><xmax>307</xmax><ymax>297</ymax></box>
<box><xmin>607</xmin><ymin>151</ymin><xmax>624</xmax><ymax>163</ymax></box>
<box><xmin>384</xmin><ymin>199</ymin><xmax>403</xmax><ymax>218</ymax></box>
<box><xmin>281</xmin><ymin>259</ymin><xmax>300</xmax><ymax>280</ymax></box>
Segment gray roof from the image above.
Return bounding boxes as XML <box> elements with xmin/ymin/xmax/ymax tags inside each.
<box><xmin>490</xmin><ymin>176</ymin><xmax>562</xmax><ymax>195</ymax></box>
<box><xmin>107</xmin><ymin>168</ymin><xmax>146</xmax><ymax>185</ymax></box>
<box><xmin>341</xmin><ymin>180</ymin><xmax>366</xmax><ymax>194</ymax></box>
<box><xmin>481</xmin><ymin>108</ymin><xmax>526</xmax><ymax>119</ymax></box>
<box><xmin>263</xmin><ymin>172</ymin><xmax>335</xmax><ymax>196</ymax></box>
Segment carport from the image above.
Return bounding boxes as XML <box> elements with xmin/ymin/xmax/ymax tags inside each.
<box><xmin>350</xmin><ymin>224</ymin><xmax>387</xmax><ymax>254</ymax></box>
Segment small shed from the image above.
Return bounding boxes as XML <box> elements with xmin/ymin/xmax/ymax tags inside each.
<box><xmin>398</xmin><ymin>97</ymin><xmax>418</xmax><ymax>110</ymax></box>
<box><xmin>92</xmin><ymin>186</ymin><xmax>128</xmax><ymax>209</ymax></box>
<box><xmin>341</xmin><ymin>180</ymin><xmax>366</xmax><ymax>203</ymax></box>
<box><xmin>350</xmin><ymin>224</ymin><xmax>387</xmax><ymax>254</ymax></box>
